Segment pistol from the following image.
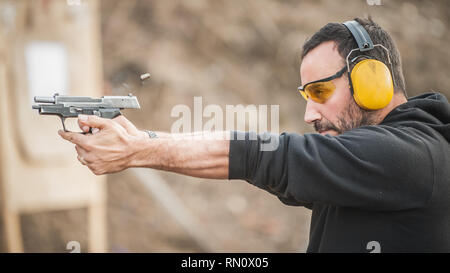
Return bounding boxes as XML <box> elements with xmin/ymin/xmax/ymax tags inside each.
<box><xmin>32</xmin><ymin>93</ymin><xmax>141</xmax><ymax>132</ymax></box>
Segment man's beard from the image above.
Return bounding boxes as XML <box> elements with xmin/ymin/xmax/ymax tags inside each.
<box><xmin>314</xmin><ymin>99</ymin><xmax>379</xmax><ymax>135</ymax></box>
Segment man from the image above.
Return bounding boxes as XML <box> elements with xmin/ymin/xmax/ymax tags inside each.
<box><xmin>59</xmin><ymin>18</ymin><xmax>450</xmax><ymax>252</ymax></box>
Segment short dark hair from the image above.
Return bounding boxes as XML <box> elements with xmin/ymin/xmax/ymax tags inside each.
<box><xmin>301</xmin><ymin>17</ymin><xmax>407</xmax><ymax>96</ymax></box>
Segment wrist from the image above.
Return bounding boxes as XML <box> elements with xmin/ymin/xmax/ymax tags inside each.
<box><xmin>127</xmin><ymin>132</ymin><xmax>166</xmax><ymax>169</ymax></box>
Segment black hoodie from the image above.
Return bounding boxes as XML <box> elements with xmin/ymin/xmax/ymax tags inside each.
<box><xmin>228</xmin><ymin>92</ymin><xmax>450</xmax><ymax>252</ymax></box>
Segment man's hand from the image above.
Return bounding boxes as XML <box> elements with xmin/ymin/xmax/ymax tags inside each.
<box><xmin>58</xmin><ymin>114</ymin><xmax>148</xmax><ymax>175</ymax></box>
<box><xmin>59</xmin><ymin>114</ymin><xmax>230</xmax><ymax>179</ymax></box>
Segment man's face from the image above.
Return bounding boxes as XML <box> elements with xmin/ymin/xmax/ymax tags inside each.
<box><xmin>300</xmin><ymin>41</ymin><xmax>376</xmax><ymax>136</ymax></box>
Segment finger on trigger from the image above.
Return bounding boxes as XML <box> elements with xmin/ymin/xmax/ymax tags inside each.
<box><xmin>77</xmin><ymin>120</ymin><xmax>90</xmax><ymax>133</ymax></box>
<box><xmin>78</xmin><ymin>115</ymin><xmax>89</xmax><ymax>131</ymax></box>
<box><xmin>58</xmin><ymin>130</ymin><xmax>87</xmax><ymax>147</ymax></box>
<box><xmin>80</xmin><ymin>114</ymin><xmax>109</xmax><ymax>129</ymax></box>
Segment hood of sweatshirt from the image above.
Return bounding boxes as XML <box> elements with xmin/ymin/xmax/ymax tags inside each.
<box><xmin>382</xmin><ymin>92</ymin><xmax>450</xmax><ymax>143</ymax></box>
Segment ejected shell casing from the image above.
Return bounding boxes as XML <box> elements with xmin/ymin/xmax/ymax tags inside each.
<box><xmin>140</xmin><ymin>73</ymin><xmax>151</xmax><ymax>81</ymax></box>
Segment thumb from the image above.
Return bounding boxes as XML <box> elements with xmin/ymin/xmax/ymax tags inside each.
<box><xmin>78</xmin><ymin>114</ymin><xmax>111</xmax><ymax>130</ymax></box>
<box><xmin>113</xmin><ymin>115</ymin><xmax>138</xmax><ymax>134</ymax></box>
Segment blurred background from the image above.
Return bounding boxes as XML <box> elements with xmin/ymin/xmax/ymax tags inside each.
<box><xmin>0</xmin><ymin>0</ymin><xmax>449</xmax><ymax>252</ymax></box>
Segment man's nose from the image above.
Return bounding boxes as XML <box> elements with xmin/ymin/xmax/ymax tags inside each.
<box><xmin>304</xmin><ymin>100</ymin><xmax>322</xmax><ymax>124</ymax></box>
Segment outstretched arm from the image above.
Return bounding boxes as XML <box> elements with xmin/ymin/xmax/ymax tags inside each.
<box><xmin>58</xmin><ymin>114</ymin><xmax>230</xmax><ymax>178</ymax></box>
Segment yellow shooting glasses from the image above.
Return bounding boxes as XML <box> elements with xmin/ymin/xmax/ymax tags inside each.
<box><xmin>298</xmin><ymin>66</ymin><xmax>347</xmax><ymax>103</ymax></box>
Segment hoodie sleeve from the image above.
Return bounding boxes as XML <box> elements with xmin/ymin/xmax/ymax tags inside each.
<box><xmin>228</xmin><ymin>127</ymin><xmax>434</xmax><ymax>211</ymax></box>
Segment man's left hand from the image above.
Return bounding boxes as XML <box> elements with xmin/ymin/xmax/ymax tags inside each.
<box><xmin>58</xmin><ymin>114</ymin><xmax>148</xmax><ymax>175</ymax></box>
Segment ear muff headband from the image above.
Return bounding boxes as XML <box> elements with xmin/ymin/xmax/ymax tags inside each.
<box><xmin>343</xmin><ymin>20</ymin><xmax>395</xmax><ymax>110</ymax></box>
<box><xmin>343</xmin><ymin>20</ymin><xmax>374</xmax><ymax>52</ymax></box>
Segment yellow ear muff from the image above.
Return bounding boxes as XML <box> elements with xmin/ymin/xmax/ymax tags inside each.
<box><xmin>350</xmin><ymin>59</ymin><xmax>394</xmax><ymax>110</ymax></box>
